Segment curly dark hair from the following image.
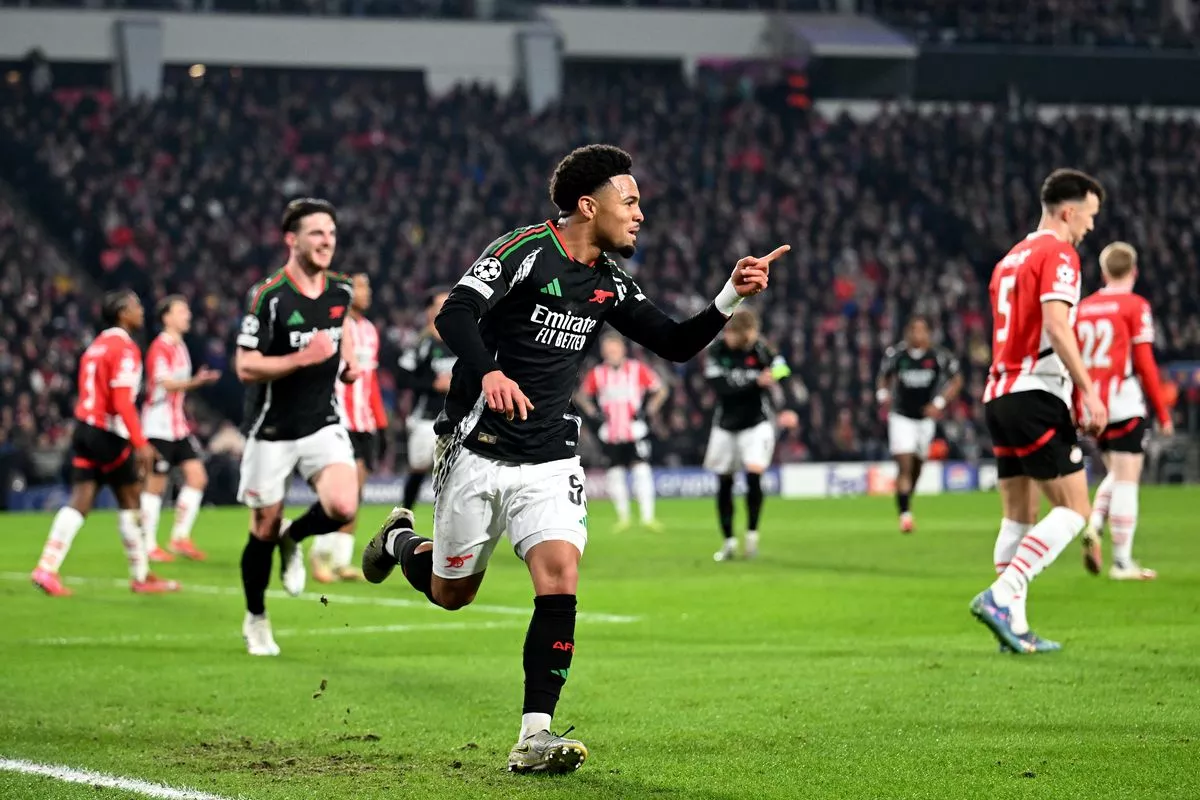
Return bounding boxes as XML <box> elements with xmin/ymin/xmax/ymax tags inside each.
<box><xmin>1041</xmin><ymin>169</ymin><xmax>1105</xmax><ymax>208</ymax></box>
<box><xmin>281</xmin><ymin>197</ymin><xmax>337</xmax><ymax>234</ymax></box>
<box><xmin>549</xmin><ymin>144</ymin><xmax>634</xmax><ymax>215</ymax></box>
<box><xmin>101</xmin><ymin>290</ymin><xmax>136</xmax><ymax>327</ymax></box>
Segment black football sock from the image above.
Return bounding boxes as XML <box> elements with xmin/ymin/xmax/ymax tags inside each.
<box><xmin>746</xmin><ymin>472</ymin><xmax>764</xmax><ymax>530</ymax></box>
<box><xmin>897</xmin><ymin>491</ymin><xmax>912</xmax><ymax>514</ymax></box>
<box><xmin>522</xmin><ymin>594</ymin><xmax>577</xmax><ymax>719</ymax></box>
<box><xmin>286</xmin><ymin>501</ymin><xmax>349</xmax><ymax>543</ymax></box>
<box><xmin>240</xmin><ymin>534</ymin><xmax>275</xmax><ymax>616</ymax></box>
<box><xmin>717</xmin><ymin>475</ymin><xmax>735</xmax><ymax>539</ymax></box>
<box><xmin>402</xmin><ymin>471</ymin><xmax>426</xmax><ymax>509</ymax></box>
<box><xmin>385</xmin><ymin>525</ymin><xmax>439</xmax><ymax>606</ymax></box>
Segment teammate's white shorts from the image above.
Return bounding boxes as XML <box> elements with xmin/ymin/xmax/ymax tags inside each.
<box><xmin>407</xmin><ymin>418</ymin><xmax>438</xmax><ymax>471</ymax></box>
<box><xmin>888</xmin><ymin>413</ymin><xmax>936</xmax><ymax>458</ymax></box>
<box><xmin>237</xmin><ymin>424</ymin><xmax>356</xmax><ymax>508</ymax></box>
<box><xmin>432</xmin><ymin>443</ymin><xmax>588</xmax><ymax>580</ymax></box>
<box><xmin>703</xmin><ymin>421</ymin><xmax>776</xmax><ymax>474</ymax></box>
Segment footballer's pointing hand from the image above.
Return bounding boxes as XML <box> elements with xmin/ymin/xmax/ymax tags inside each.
<box><xmin>732</xmin><ymin>245</ymin><xmax>790</xmax><ymax>298</ymax></box>
<box><xmin>482</xmin><ymin>370</ymin><xmax>534</xmax><ymax>422</ymax></box>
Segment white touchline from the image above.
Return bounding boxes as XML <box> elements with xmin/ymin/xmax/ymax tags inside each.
<box><xmin>0</xmin><ymin>572</ymin><xmax>640</xmax><ymax>623</ymax></box>
<box><xmin>0</xmin><ymin>757</ymin><xmax>238</xmax><ymax>800</ymax></box>
<box><xmin>32</xmin><ymin>620</ymin><xmax>521</xmax><ymax>647</ymax></box>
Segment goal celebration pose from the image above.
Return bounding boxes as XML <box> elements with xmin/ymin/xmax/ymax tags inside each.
<box><xmin>362</xmin><ymin>144</ymin><xmax>789</xmax><ymax>772</ymax></box>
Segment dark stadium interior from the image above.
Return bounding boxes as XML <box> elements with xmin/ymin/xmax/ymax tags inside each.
<box><xmin>2</xmin><ymin>63</ymin><xmax>1197</xmax><ymax>492</ymax></box>
<box><xmin>0</xmin><ymin>0</ymin><xmax>1197</xmax><ymax>499</ymax></box>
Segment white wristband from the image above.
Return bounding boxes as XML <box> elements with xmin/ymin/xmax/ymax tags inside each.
<box><xmin>876</xmin><ymin>388</ymin><xmax>890</xmax><ymax>404</ymax></box>
<box><xmin>714</xmin><ymin>280</ymin><xmax>744</xmax><ymax>317</ymax></box>
<box><xmin>932</xmin><ymin>395</ymin><xmax>947</xmax><ymax>410</ymax></box>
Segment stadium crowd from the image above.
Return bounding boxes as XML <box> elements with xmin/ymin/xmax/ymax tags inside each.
<box><xmin>870</xmin><ymin>0</ymin><xmax>1199</xmax><ymax>48</ymax></box>
<box><xmin>0</xmin><ymin>65</ymin><xmax>1195</xmax><ymax>487</ymax></box>
<box><xmin>0</xmin><ymin>197</ymin><xmax>86</xmax><ymax>487</ymax></box>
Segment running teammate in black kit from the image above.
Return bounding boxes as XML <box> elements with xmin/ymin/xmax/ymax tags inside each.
<box><xmin>876</xmin><ymin>315</ymin><xmax>962</xmax><ymax>533</ymax></box>
<box><xmin>234</xmin><ymin>198</ymin><xmax>362</xmax><ymax>656</ymax></box>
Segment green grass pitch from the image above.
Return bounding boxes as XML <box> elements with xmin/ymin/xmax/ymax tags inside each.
<box><xmin>1</xmin><ymin>488</ymin><xmax>1199</xmax><ymax>799</ymax></box>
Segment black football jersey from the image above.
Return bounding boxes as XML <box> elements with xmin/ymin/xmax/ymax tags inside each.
<box><xmin>397</xmin><ymin>331</ymin><xmax>458</xmax><ymax>421</ymax></box>
<box><xmin>436</xmin><ymin>220</ymin><xmax>730</xmax><ymax>463</ymax></box>
<box><xmin>237</xmin><ymin>268</ymin><xmax>353</xmax><ymax>440</ymax></box>
<box><xmin>704</xmin><ymin>339</ymin><xmax>789</xmax><ymax>431</ymax></box>
<box><xmin>878</xmin><ymin>343</ymin><xmax>960</xmax><ymax>419</ymax></box>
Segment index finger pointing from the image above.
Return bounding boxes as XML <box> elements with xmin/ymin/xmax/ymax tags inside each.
<box><xmin>757</xmin><ymin>245</ymin><xmax>791</xmax><ymax>265</ymax></box>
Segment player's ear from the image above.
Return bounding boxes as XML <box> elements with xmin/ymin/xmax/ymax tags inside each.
<box><xmin>578</xmin><ymin>195</ymin><xmax>598</xmax><ymax>221</ymax></box>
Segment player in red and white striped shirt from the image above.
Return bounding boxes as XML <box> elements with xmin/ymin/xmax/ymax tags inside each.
<box><xmin>32</xmin><ymin>290</ymin><xmax>179</xmax><ymax>597</ymax></box>
<box><xmin>574</xmin><ymin>334</ymin><xmax>668</xmax><ymax>530</ymax></box>
<box><xmin>1076</xmin><ymin>243</ymin><xmax>1173</xmax><ymax>580</ymax></box>
<box><xmin>970</xmin><ymin>169</ymin><xmax>1108</xmax><ymax>654</ymax></box>
<box><xmin>311</xmin><ymin>273</ymin><xmax>387</xmax><ymax>582</ymax></box>
<box><xmin>140</xmin><ymin>296</ymin><xmax>220</xmax><ymax>563</ymax></box>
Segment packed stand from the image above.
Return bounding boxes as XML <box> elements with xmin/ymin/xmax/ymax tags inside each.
<box><xmin>0</xmin><ymin>66</ymin><xmax>962</xmax><ymax>467</ymax></box>
<box><xmin>1</xmin><ymin>66</ymin><xmax>1196</xmax><ymax>477</ymax></box>
<box><xmin>868</xmin><ymin>0</ymin><xmax>1199</xmax><ymax>48</ymax></box>
<box><xmin>0</xmin><ymin>198</ymin><xmax>91</xmax><ymax>490</ymax></box>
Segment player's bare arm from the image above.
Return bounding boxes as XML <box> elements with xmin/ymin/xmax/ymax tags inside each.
<box><xmin>941</xmin><ymin>373</ymin><xmax>965</xmax><ymax>403</ymax></box>
<box><xmin>925</xmin><ymin>373</ymin><xmax>963</xmax><ymax>420</ymax></box>
<box><xmin>338</xmin><ymin>316</ymin><xmax>361</xmax><ymax>384</ymax></box>
<box><xmin>611</xmin><ymin>245</ymin><xmax>790</xmax><ymax>363</ymax></box>
<box><xmin>573</xmin><ymin>387</ymin><xmax>599</xmax><ymax>419</ymax></box>
<box><xmin>646</xmin><ymin>382</ymin><xmax>669</xmax><ymax>417</ymax></box>
<box><xmin>1043</xmin><ymin>300</ymin><xmax>1105</xmax><ymax>433</ymax></box>
<box><xmin>235</xmin><ymin>331</ymin><xmax>335</xmax><ymax>384</ymax></box>
<box><xmin>157</xmin><ymin>368</ymin><xmax>221</xmax><ymax>392</ymax></box>
<box><xmin>875</xmin><ymin>350</ymin><xmax>896</xmax><ymax>407</ymax></box>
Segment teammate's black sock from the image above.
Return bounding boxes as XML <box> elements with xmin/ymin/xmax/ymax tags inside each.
<box><xmin>286</xmin><ymin>501</ymin><xmax>349</xmax><ymax>543</ymax></box>
<box><xmin>402</xmin><ymin>471</ymin><xmax>426</xmax><ymax>509</ymax></box>
<box><xmin>522</xmin><ymin>594</ymin><xmax>577</xmax><ymax>717</ymax></box>
<box><xmin>717</xmin><ymin>475</ymin><xmax>735</xmax><ymax>539</ymax></box>
<box><xmin>746</xmin><ymin>472</ymin><xmax>764</xmax><ymax>530</ymax></box>
<box><xmin>897</xmin><ymin>491</ymin><xmax>911</xmax><ymax>514</ymax></box>
<box><xmin>240</xmin><ymin>534</ymin><xmax>275</xmax><ymax>616</ymax></box>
